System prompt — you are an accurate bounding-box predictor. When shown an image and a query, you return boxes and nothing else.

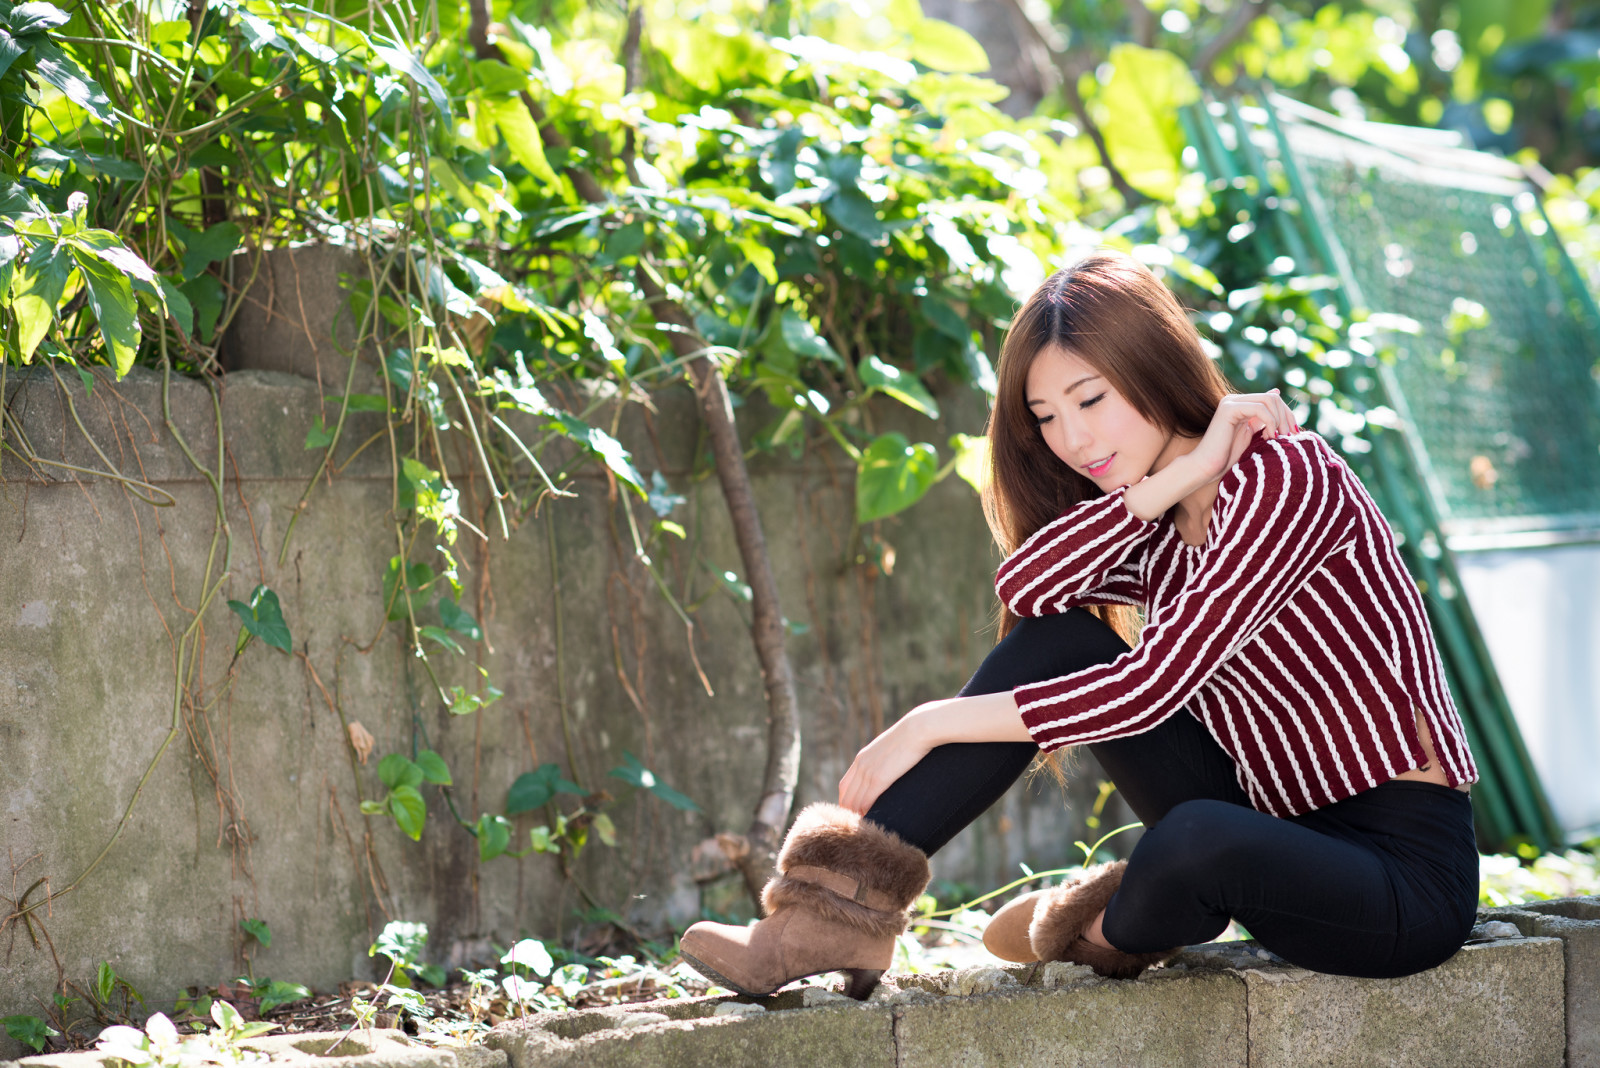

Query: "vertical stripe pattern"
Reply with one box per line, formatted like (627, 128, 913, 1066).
(993, 431, 1479, 817)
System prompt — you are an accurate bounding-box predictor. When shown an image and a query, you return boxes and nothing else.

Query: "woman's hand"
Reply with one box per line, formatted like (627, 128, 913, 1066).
(838, 710, 936, 816)
(837, 692, 1033, 815)
(1186, 389, 1299, 483)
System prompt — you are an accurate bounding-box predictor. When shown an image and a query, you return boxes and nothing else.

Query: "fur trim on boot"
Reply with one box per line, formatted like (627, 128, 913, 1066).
(761, 803, 931, 939)
(1029, 861, 1176, 980)
(678, 803, 930, 999)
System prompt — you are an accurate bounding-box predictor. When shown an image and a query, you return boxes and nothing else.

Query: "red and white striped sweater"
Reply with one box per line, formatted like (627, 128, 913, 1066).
(995, 430, 1478, 817)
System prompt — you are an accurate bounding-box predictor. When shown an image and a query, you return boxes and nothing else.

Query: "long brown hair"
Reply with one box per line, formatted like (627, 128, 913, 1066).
(983, 251, 1232, 648)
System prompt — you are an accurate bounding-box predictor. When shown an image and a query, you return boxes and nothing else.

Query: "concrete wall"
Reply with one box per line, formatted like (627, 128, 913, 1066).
(0, 300, 1124, 1038)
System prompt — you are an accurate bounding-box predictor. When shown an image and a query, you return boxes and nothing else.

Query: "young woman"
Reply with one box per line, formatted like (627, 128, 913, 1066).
(678, 251, 1479, 999)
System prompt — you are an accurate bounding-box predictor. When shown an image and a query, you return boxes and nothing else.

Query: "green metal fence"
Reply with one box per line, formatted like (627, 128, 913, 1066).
(1180, 93, 1568, 851)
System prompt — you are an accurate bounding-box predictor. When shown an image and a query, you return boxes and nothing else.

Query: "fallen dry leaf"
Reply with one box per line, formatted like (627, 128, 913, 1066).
(347, 721, 376, 764)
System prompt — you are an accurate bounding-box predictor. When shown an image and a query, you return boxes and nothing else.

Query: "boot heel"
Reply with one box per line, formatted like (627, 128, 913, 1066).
(841, 968, 883, 1001)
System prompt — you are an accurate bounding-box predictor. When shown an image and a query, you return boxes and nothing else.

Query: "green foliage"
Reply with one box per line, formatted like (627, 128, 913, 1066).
(609, 751, 700, 813)
(3, 1015, 58, 1053)
(226, 586, 291, 655)
(369, 920, 447, 988)
(250, 980, 310, 1014)
(238, 918, 270, 949)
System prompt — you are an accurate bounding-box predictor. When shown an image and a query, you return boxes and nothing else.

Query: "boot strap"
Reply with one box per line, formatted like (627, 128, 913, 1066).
(786, 865, 901, 912)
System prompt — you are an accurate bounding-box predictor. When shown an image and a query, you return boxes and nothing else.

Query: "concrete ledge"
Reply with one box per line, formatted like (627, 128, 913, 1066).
(8, 1030, 504, 1068)
(1241, 938, 1564, 1068)
(1483, 898, 1600, 1067)
(482, 934, 1568, 1068)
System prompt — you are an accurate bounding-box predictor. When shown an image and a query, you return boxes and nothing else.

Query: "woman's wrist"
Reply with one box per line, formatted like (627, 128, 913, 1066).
(1123, 451, 1212, 521)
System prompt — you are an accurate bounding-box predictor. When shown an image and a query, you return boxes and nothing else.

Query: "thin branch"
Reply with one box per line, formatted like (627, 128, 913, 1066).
(996, 0, 1143, 204)
(1193, 0, 1267, 76)
(1121, 0, 1155, 48)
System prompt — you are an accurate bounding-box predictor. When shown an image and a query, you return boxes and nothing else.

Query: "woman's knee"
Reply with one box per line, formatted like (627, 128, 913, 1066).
(963, 610, 1129, 695)
(1128, 799, 1257, 884)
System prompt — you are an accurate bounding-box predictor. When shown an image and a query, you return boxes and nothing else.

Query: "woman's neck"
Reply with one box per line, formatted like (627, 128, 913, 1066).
(1151, 433, 1218, 541)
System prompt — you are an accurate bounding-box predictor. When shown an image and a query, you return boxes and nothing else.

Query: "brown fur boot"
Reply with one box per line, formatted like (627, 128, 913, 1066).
(678, 803, 929, 999)
(983, 861, 1176, 980)
(1030, 861, 1176, 979)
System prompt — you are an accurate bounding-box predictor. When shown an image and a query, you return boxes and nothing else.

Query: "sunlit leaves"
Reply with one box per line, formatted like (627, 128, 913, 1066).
(859, 354, 939, 418)
(1097, 44, 1200, 201)
(856, 432, 939, 523)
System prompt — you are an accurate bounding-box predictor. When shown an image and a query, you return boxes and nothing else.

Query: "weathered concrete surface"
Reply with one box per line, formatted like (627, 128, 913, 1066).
(893, 970, 1247, 1068)
(479, 934, 1570, 1068)
(10, 1030, 503, 1068)
(1484, 898, 1600, 1067)
(0, 349, 1133, 1048)
(1242, 939, 1565, 1068)
(488, 999, 898, 1068)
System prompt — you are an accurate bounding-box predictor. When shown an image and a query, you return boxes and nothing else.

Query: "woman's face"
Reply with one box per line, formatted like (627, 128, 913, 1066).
(1024, 345, 1179, 491)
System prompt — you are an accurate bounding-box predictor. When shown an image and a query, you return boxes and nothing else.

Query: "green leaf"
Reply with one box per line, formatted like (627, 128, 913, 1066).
(8, 3, 70, 35)
(252, 980, 309, 1014)
(481, 96, 559, 189)
(95, 962, 115, 1005)
(72, 250, 140, 377)
(417, 624, 463, 655)
(908, 18, 989, 73)
(856, 432, 939, 522)
(949, 433, 990, 493)
(592, 811, 617, 847)
(378, 754, 425, 791)
(226, 585, 292, 654)
(777, 309, 843, 366)
(3, 1015, 58, 1053)
(1098, 44, 1201, 200)
(178, 221, 242, 281)
(156, 277, 194, 336)
(178, 273, 223, 342)
(0, 30, 23, 83)
(11, 243, 74, 360)
(500, 938, 553, 978)
(359, 800, 387, 816)
(547, 413, 645, 495)
(372, 43, 450, 117)
(824, 188, 885, 241)
(438, 598, 482, 641)
(413, 749, 452, 786)
(609, 751, 700, 812)
(528, 825, 559, 854)
(371, 921, 429, 968)
(475, 813, 511, 861)
(733, 235, 777, 285)
(859, 355, 939, 418)
(239, 919, 271, 948)
(28, 39, 117, 126)
(382, 557, 435, 621)
(506, 764, 583, 815)
(304, 415, 334, 450)
(388, 785, 427, 840)
(336, 392, 389, 412)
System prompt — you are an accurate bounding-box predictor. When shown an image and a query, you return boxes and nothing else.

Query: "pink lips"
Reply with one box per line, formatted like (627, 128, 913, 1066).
(1085, 454, 1115, 477)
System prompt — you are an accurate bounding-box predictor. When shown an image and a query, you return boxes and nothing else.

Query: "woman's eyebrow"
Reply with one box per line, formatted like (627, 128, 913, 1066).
(1026, 375, 1100, 406)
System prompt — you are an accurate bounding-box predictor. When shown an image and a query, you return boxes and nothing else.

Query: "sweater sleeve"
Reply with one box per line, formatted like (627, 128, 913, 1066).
(994, 486, 1157, 617)
(1014, 436, 1355, 751)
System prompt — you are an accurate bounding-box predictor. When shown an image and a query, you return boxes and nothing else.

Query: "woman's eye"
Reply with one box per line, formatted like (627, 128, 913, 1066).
(1080, 393, 1106, 409)
(1034, 414, 1055, 427)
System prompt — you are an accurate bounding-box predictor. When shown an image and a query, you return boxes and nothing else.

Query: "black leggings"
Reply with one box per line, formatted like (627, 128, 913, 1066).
(864, 610, 1480, 979)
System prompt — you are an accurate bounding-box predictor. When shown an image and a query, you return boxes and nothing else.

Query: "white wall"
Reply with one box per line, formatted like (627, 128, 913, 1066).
(1456, 544, 1600, 840)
